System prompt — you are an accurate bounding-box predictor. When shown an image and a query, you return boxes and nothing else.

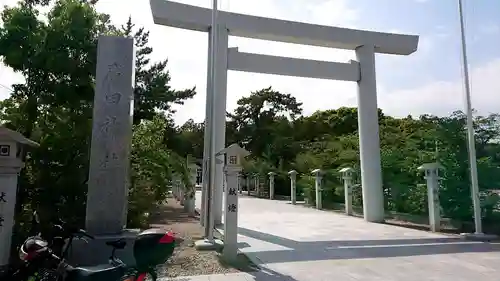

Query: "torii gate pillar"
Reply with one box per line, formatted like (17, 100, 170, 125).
(355, 45, 384, 221)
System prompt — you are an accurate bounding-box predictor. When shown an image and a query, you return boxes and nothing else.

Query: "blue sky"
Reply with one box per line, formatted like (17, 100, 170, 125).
(369, 0, 500, 91)
(1, 0, 500, 124)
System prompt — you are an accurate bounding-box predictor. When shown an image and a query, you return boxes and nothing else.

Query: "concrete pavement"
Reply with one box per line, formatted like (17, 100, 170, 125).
(194, 191, 500, 281)
(159, 271, 296, 281)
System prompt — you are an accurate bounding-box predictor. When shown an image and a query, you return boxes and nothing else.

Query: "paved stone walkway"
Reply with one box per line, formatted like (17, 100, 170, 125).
(159, 271, 294, 281)
(194, 192, 500, 281)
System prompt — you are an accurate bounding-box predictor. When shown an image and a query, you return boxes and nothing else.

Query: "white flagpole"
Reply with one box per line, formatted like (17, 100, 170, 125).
(458, 0, 482, 234)
(204, 0, 219, 240)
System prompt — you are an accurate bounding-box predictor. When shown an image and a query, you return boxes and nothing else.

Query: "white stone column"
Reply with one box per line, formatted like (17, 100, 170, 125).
(86, 36, 135, 235)
(418, 163, 442, 232)
(355, 44, 384, 223)
(213, 25, 229, 226)
(340, 167, 354, 215)
(288, 170, 297, 205)
(311, 169, 323, 209)
(268, 172, 276, 200)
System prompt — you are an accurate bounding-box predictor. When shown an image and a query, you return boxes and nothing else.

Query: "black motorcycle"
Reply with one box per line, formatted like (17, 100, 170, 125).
(5, 212, 178, 281)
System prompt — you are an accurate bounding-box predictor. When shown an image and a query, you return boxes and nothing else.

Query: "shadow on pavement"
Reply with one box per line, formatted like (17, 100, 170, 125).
(248, 267, 298, 281)
(236, 226, 500, 264)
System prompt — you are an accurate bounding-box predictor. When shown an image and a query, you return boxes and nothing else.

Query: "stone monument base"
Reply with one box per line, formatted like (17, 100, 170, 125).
(460, 232, 498, 242)
(194, 238, 223, 251)
(67, 229, 139, 266)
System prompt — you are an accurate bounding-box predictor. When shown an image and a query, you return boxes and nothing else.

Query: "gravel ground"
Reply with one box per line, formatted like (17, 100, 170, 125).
(148, 198, 257, 278)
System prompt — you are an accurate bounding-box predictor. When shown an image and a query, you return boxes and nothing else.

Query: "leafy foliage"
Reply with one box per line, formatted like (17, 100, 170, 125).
(222, 88, 500, 233)
(129, 115, 189, 227)
(0, 0, 195, 253)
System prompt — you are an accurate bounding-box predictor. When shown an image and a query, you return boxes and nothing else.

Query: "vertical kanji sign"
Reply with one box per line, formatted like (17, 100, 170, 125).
(0, 191, 7, 227)
(216, 143, 249, 262)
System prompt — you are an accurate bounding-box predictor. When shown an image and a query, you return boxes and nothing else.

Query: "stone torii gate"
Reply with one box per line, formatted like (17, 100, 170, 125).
(150, 0, 419, 223)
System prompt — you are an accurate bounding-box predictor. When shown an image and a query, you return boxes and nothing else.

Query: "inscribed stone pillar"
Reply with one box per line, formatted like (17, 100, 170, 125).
(418, 163, 443, 232)
(86, 36, 135, 235)
(223, 167, 240, 261)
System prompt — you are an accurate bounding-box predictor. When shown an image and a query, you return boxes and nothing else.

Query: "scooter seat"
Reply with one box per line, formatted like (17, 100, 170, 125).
(106, 238, 127, 249)
(65, 264, 125, 281)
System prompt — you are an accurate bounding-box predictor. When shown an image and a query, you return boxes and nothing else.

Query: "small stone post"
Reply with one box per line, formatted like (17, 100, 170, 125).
(177, 178, 182, 201)
(173, 175, 179, 200)
(216, 144, 249, 262)
(339, 167, 355, 215)
(179, 179, 185, 206)
(268, 172, 276, 200)
(245, 176, 249, 194)
(288, 170, 297, 205)
(311, 169, 323, 209)
(0, 127, 39, 267)
(172, 176, 178, 200)
(238, 175, 242, 194)
(418, 163, 443, 232)
(184, 163, 198, 216)
(254, 174, 260, 196)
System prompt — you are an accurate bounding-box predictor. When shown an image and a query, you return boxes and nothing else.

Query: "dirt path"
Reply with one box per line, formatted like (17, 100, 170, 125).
(148, 197, 255, 278)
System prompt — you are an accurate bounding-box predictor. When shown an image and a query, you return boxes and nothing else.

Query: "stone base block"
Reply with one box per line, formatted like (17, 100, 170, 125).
(460, 232, 498, 242)
(194, 239, 223, 251)
(67, 229, 139, 266)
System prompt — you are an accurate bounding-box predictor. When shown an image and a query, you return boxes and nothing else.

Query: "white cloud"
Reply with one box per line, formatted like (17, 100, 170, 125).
(379, 58, 500, 118)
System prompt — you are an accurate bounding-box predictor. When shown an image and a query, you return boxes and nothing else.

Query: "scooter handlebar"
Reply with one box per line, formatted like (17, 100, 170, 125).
(56, 219, 94, 240)
(77, 229, 95, 240)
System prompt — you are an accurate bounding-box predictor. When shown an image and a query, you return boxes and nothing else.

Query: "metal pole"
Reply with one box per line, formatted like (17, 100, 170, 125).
(204, 0, 219, 240)
(458, 0, 482, 234)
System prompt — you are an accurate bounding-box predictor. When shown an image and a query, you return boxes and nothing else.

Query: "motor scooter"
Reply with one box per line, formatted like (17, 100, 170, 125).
(6, 211, 179, 281)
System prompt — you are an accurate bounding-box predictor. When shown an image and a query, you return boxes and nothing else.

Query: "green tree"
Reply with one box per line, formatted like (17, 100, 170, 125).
(0, 0, 116, 230)
(129, 114, 187, 227)
(227, 86, 302, 166)
(0, 0, 197, 250)
(121, 17, 196, 124)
